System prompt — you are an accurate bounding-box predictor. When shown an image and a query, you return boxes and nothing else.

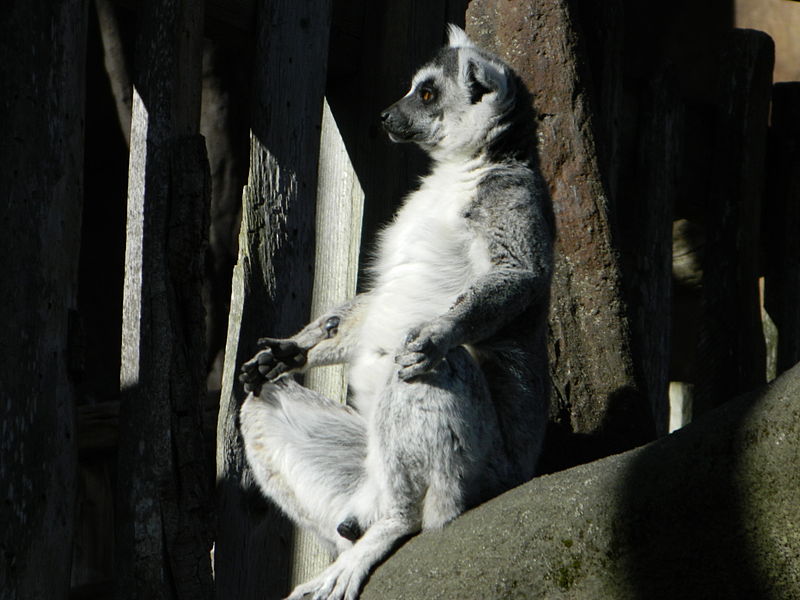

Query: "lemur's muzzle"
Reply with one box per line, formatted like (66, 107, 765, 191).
(380, 101, 415, 143)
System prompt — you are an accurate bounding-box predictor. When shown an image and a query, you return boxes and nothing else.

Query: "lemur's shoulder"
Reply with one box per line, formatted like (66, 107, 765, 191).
(465, 160, 553, 268)
(471, 160, 548, 217)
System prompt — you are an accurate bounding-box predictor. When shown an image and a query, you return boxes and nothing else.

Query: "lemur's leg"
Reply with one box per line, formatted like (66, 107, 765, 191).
(482, 349, 549, 485)
(337, 346, 506, 541)
(239, 379, 370, 554)
(384, 348, 499, 526)
(292, 348, 503, 600)
(239, 294, 369, 394)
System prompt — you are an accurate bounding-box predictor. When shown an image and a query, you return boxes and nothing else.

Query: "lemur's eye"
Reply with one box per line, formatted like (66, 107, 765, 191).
(419, 87, 435, 103)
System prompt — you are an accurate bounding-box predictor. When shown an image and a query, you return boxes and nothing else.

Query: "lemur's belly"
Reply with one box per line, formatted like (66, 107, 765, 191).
(348, 184, 491, 414)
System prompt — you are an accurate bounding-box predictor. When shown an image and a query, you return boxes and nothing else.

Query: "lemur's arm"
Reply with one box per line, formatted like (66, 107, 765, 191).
(240, 293, 370, 393)
(396, 170, 552, 380)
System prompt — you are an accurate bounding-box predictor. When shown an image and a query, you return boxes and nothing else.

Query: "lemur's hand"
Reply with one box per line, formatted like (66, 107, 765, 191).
(239, 338, 307, 394)
(395, 323, 451, 380)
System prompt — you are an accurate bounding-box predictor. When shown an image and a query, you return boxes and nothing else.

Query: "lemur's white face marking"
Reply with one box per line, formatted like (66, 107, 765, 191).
(380, 25, 513, 159)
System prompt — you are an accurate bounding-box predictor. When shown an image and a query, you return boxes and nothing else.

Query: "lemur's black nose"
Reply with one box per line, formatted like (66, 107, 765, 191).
(380, 110, 390, 122)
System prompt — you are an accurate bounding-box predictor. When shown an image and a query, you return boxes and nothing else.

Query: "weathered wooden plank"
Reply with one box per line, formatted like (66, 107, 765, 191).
(77, 402, 120, 452)
(214, 0, 332, 598)
(467, 0, 655, 472)
(697, 29, 773, 413)
(279, 2, 457, 587)
(112, 0, 257, 41)
(95, 0, 133, 145)
(576, 0, 675, 435)
(305, 99, 365, 405)
(619, 77, 682, 436)
(115, 0, 212, 598)
(0, 2, 88, 598)
(289, 98, 367, 583)
(764, 82, 800, 375)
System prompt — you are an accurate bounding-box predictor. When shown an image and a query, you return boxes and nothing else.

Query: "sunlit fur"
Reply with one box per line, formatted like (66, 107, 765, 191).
(348, 154, 493, 416)
(239, 25, 553, 600)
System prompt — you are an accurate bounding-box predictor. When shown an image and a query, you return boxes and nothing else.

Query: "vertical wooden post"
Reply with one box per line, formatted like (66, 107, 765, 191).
(697, 29, 774, 413)
(467, 0, 655, 471)
(292, 99, 366, 581)
(95, 0, 133, 146)
(0, 2, 88, 598)
(572, 0, 676, 436)
(116, 0, 213, 598)
(573, 0, 625, 207)
(214, 1, 332, 598)
(305, 99, 365, 404)
(281, 2, 455, 585)
(618, 78, 682, 436)
(764, 82, 800, 376)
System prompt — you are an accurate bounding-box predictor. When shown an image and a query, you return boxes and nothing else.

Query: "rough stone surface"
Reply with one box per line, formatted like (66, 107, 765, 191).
(362, 362, 800, 600)
(466, 0, 655, 471)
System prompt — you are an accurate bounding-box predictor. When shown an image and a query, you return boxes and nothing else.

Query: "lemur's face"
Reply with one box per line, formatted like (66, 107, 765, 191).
(380, 27, 512, 158)
(379, 66, 448, 146)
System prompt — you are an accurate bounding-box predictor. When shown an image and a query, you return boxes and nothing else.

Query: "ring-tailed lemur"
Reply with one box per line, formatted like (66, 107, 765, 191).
(239, 25, 553, 600)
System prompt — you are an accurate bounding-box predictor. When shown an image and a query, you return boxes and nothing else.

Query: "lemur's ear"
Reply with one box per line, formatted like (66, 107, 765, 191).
(447, 24, 474, 48)
(466, 58, 508, 104)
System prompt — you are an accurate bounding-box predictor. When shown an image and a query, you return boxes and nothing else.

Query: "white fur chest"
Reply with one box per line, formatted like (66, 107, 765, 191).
(349, 159, 492, 411)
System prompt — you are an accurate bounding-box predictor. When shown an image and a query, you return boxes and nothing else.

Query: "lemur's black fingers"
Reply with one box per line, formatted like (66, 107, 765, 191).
(239, 367, 257, 382)
(398, 351, 445, 380)
(292, 352, 308, 368)
(240, 374, 265, 395)
(239, 368, 263, 394)
(257, 364, 274, 378)
(256, 336, 280, 348)
(241, 355, 260, 371)
(242, 380, 263, 395)
(265, 364, 290, 381)
(255, 349, 275, 366)
(397, 363, 426, 381)
(395, 350, 426, 368)
(256, 337, 300, 358)
(240, 361, 262, 382)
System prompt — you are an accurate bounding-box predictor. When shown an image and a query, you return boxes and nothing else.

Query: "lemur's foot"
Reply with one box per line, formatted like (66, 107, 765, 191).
(336, 516, 363, 542)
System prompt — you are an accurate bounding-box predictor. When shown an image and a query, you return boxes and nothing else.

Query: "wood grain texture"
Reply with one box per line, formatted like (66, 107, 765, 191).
(0, 2, 88, 597)
(214, 1, 332, 598)
(697, 29, 773, 413)
(764, 83, 800, 376)
(292, 98, 367, 582)
(116, 0, 213, 598)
